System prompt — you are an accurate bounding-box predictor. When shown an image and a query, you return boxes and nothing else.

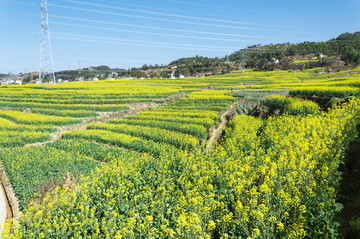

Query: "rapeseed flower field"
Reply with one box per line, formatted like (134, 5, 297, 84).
(0, 68, 359, 238)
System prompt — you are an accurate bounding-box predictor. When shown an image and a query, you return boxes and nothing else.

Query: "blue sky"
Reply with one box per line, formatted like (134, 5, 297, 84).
(0, 0, 359, 74)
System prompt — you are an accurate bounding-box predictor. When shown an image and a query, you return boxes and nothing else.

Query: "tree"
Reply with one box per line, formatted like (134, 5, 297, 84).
(141, 64, 149, 70)
(343, 49, 360, 65)
(23, 75, 32, 83)
(95, 65, 110, 71)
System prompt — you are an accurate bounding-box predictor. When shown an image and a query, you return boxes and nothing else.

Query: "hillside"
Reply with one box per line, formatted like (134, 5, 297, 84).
(146, 31, 360, 76)
(230, 31, 360, 71)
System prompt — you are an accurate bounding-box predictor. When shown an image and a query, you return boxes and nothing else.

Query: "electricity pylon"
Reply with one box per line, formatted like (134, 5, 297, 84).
(241, 50, 246, 73)
(39, 0, 56, 84)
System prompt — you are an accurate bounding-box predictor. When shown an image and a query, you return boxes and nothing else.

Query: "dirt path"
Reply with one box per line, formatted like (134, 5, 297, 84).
(0, 161, 20, 234)
(0, 180, 12, 237)
(25, 92, 187, 148)
(205, 102, 238, 151)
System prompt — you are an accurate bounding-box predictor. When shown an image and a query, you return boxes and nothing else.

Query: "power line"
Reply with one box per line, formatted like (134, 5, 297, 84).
(52, 32, 240, 50)
(50, 15, 264, 39)
(49, 2, 315, 35)
(84, 0, 329, 33)
(59, 0, 263, 27)
(48, 3, 263, 31)
(50, 21, 256, 43)
(51, 34, 238, 52)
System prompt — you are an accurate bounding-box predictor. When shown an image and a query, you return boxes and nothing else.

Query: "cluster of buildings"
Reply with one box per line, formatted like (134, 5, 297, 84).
(0, 79, 22, 86)
(74, 75, 143, 82)
(169, 73, 185, 79)
(0, 70, 189, 86)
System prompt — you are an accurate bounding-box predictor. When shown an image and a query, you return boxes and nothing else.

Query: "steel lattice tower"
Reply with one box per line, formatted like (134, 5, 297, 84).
(241, 50, 246, 73)
(39, 0, 56, 84)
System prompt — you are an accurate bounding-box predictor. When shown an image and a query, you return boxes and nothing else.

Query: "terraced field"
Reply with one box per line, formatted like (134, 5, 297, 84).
(1, 68, 360, 238)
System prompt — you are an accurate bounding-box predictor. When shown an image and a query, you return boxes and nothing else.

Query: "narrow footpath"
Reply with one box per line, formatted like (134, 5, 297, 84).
(206, 102, 238, 151)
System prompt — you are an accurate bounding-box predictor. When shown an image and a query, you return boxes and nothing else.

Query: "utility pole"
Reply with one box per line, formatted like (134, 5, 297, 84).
(39, 0, 56, 84)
